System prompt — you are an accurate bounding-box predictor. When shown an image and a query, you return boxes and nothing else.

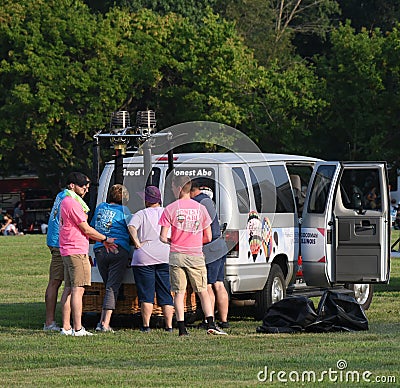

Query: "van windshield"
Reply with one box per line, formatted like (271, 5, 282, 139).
(109, 167, 161, 213)
(163, 167, 216, 206)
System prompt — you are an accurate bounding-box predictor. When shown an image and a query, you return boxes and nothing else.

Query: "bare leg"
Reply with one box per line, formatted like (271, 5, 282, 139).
(196, 289, 213, 318)
(161, 304, 174, 329)
(71, 286, 85, 331)
(61, 286, 72, 330)
(45, 279, 62, 325)
(140, 302, 154, 327)
(207, 284, 216, 314)
(213, 281, 229, 322)
(173, 292, 186, 322)
(100, 309, 113, 329)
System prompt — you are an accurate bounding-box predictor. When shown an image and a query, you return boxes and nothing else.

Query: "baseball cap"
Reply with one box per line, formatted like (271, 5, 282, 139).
(137, 186, 161, 204)
(66, 172, 91, 187)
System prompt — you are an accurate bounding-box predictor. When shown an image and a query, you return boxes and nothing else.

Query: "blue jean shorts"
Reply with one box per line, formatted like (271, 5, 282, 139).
(132, 263, 173, 306)
(206, 255, 226, 284)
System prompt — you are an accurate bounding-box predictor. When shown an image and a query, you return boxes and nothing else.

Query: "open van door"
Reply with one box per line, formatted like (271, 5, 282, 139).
(301, 162, 390, 286)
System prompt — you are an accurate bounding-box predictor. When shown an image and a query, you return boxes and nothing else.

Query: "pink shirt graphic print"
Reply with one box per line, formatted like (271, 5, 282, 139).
(159, 198, 211, 255)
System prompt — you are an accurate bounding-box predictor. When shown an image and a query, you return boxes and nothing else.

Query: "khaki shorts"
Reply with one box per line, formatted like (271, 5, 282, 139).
(62, 254, 91, 288)
(169, 252, 207, 293)
(48, 246, 64, 281)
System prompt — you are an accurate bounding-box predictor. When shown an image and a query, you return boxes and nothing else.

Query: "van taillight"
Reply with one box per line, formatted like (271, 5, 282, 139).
(225, 230, 239, 258)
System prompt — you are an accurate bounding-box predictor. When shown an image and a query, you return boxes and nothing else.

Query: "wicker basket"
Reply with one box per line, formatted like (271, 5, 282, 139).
(83, 282, 197, 315)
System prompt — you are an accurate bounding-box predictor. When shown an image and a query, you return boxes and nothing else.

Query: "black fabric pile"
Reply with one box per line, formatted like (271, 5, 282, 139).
(256, 290, 369, 334)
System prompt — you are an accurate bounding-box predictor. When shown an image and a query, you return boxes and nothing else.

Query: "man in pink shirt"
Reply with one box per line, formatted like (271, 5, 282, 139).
(159, 174, 227, 336)
(59, 172, 116, 336)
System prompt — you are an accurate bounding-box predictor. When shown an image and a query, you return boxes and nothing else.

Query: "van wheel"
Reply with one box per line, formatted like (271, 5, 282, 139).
(345, 283, 374, 310)
(254, 264, 286, 320)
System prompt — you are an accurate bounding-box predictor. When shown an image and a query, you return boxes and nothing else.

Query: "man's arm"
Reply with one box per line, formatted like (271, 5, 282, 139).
(203, 225, 212, 244)
(160, 225, 171, 244)
(78, 221, 116, 247)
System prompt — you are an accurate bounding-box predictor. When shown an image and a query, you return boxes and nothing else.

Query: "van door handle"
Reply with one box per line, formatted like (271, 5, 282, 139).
(355, 225, 374, 232)
(355, 222, 375, 233)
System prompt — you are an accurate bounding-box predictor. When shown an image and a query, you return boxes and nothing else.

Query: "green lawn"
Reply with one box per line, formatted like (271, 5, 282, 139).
(0, 234, 399, 387)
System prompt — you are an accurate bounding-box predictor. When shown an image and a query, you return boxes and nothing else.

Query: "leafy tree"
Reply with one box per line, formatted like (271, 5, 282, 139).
(125, 10, 327, 155)
(244, 59, 328, 155)
(315, 22, 400, 162)
(216, 0, 340, 63)
(337, 0, 400, 32)
(84, 0, 218, 22)
(0, 1, 168, 185)
(0, 0, 329, 184)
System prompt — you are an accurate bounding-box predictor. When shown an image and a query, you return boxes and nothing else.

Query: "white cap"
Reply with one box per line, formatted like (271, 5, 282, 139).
(200, 186, 213, 200)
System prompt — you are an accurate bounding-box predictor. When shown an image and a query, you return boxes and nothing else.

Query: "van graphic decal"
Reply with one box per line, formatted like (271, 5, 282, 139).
(261, 217, 273, 259)
(247, 211, 262, 262)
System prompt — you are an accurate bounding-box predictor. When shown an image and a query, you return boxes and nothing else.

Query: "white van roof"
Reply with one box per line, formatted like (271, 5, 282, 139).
(107, 152, 321, 165)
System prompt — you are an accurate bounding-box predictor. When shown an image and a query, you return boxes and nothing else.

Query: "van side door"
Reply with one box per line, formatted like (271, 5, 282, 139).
(302, 162, 390, 285)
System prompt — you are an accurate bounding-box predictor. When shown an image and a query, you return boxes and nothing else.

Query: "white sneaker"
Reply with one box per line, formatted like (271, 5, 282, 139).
(73, 327, 94, 336)
(60, 327, 74, 336)
(43, 322, 61, 332)
(207, 326, 228, 335)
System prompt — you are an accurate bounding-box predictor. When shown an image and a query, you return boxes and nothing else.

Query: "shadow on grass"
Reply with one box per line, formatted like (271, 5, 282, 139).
(0, 302, 256, 331)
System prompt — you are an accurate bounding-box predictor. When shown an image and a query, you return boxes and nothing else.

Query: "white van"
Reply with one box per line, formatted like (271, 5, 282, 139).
(86, 152, 390, 319)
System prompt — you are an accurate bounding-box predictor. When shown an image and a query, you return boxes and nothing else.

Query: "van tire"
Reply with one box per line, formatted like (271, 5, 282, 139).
(345, 283, 374, 310)
(254, 264, 286, 320)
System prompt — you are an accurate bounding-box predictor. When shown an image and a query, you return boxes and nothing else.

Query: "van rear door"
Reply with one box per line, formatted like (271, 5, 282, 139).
(301, 162, 390, 284)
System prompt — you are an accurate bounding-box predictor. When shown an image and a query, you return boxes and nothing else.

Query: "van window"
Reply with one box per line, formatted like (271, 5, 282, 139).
(340, 168, 382, 211)
(250, 166, 294, 213)
(286, 164, 314, 213)
(110, 167, 161, 213)
(308, 165, 336, 213)
(163, 167, 216, 206)
(232, 167, 250, 213)
(272, 166, 295, 213)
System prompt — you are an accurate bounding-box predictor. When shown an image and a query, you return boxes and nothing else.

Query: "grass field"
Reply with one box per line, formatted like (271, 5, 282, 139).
(0, 234, 399, 387)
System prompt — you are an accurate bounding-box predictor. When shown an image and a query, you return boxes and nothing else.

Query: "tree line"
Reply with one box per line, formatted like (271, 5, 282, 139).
(1, 0, 400, 188)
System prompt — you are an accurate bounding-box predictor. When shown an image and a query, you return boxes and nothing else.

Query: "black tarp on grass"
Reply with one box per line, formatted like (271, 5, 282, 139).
(256, 290, 369, 334)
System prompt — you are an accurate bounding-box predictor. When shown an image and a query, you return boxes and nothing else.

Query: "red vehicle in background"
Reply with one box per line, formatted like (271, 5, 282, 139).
(0, 175, 54, 234)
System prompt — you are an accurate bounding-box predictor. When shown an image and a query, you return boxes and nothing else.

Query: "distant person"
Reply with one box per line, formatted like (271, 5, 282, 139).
(59, 172, 117, 336)
(390, 198, 398, 228)
(13, 201, 24, 232)
(159, 174, 227, 336)
(128, 186, 174, 333)
(43, 187, 69, 331)
(41, 223, 48, 234)
(190, 179, 230, 329)
(366, 186, 379, 209)
(3, 216, 18, 235)
(91, 184, 132, 333)
(1, 214, 14, 235)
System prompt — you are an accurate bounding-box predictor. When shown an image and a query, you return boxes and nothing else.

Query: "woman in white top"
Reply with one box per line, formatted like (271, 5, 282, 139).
(128, 186, 173, 332)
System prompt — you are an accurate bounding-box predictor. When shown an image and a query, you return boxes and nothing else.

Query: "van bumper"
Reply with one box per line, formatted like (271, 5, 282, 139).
(225, 263, 269, 293)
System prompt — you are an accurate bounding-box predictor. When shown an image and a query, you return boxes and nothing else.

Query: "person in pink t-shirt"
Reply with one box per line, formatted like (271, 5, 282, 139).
(59, 172, 117, 337)
(159, 174, 227, 336)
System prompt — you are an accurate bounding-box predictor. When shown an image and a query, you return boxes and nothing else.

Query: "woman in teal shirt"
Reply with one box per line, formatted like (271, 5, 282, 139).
(91, 184, 132, 332)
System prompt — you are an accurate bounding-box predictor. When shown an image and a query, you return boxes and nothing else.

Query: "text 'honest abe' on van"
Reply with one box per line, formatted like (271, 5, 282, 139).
(84, 151, 390, 320)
